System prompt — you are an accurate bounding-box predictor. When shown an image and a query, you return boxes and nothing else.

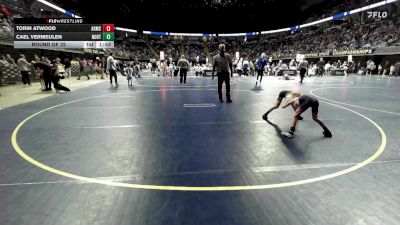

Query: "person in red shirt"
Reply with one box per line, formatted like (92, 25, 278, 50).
(0, 5, 10, 18)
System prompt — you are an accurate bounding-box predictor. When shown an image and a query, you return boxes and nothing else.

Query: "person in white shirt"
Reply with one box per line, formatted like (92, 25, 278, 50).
(6, 54, 15, 65)
(134, 62, 141, 79)
(17, 54, 31, 86)
(106, 53, 118, 86)
(236, 58, 243, 76)
(389, 65, 395, 76)
(378, 64, 383, 75)
(367, 60, 376, 75)
(55, 58, 65, 77)
(342, 62, 349, 76)
(195, 64, 202, 76)
(324, 62, 331, 76)
(168, 62, 174, 77)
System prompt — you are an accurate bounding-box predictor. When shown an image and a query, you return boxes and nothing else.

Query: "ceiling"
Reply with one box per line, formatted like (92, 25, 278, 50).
(53, 0, 355, 33)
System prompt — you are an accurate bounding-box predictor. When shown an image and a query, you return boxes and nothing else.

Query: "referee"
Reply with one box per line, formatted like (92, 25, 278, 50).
(212, 44, 233, 103)
(177, 55, 190, 84)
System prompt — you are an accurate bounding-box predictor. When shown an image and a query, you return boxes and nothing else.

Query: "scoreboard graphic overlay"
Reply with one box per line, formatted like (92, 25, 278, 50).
(14, 19, 114, 49)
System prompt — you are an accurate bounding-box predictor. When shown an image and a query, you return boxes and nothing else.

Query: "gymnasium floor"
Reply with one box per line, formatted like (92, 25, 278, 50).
(0, 73, 400, 225)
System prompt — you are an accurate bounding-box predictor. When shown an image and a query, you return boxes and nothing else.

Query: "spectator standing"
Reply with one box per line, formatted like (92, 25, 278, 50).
(394, 61, 400, 77)
(389, 64, 395, 76)
(324, 61, 332, 75)
(316, 58, 325, 76)
(17, 54, 31, 86)
(77, 57, 90, 80)
(367, 60, 376, 75)
(126, 64, 134, 87)
(55, 58, 65, 77)
(102, 57, 108, 78)
(0, 55, 9, 67)
(31, 55, 44, 90)
(168, 62, 174, 77)
(64, 58, 72, 78)
(151, 59, 157, 75)
(289, 59, 297, 69)
(249, 61, 255, 76)
(134, 62, 141, 78)
(94, 57, 104, 79)
(6, 54, 15, 65)
(378, 64, 383, 75)
(173, 62, 179, 77)
(383, 61, 390, 75)
(41, 56, 50, 64)
(107, 53, 118, 86)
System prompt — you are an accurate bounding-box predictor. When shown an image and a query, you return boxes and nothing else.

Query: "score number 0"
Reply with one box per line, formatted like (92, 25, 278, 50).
(102, 24, 115, 32)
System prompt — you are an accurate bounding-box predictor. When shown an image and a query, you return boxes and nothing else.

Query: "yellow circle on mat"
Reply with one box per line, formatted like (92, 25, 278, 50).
(11, 91, 387, 191)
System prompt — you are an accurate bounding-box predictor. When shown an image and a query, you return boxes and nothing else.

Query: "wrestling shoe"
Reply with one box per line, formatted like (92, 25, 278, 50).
(281, 131, 294, 138)
(323, 130, 332, 138)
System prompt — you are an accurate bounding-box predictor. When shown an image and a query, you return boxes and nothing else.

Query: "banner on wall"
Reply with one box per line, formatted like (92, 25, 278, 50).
(288, 49, 374, 59)
(333, 49, 373, 56)
(348, 55, 353, 63)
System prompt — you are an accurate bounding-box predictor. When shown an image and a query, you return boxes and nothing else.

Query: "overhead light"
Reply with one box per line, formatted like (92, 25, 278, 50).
(36, 0, 399, 38)
(37, 0, 66, 14)
(116, 27, 137, 33)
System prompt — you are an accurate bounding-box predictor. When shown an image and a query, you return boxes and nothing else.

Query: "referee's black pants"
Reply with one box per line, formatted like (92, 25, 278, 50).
(300, 68, 307, 83)
(218, 71, 231, 101)
(180, 68, 187, 84)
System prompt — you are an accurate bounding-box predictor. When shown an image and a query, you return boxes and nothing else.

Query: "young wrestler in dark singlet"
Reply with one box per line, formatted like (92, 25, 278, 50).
(281, 95, 332, 138)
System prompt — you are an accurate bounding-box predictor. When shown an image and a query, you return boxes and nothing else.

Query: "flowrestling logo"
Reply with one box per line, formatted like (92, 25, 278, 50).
(367, 11, 388, 19)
